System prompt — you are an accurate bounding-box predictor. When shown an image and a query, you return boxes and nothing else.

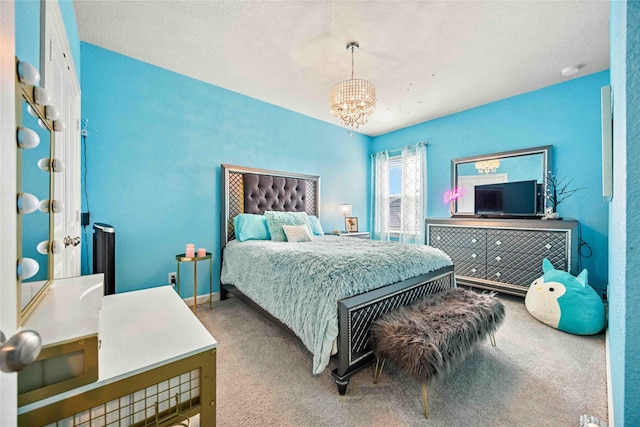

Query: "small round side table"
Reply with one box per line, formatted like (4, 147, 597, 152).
(175, 252, 213, 312)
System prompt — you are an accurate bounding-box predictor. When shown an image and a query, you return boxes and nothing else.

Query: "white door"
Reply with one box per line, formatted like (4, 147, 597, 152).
(42, 1, 81, 278)
(1, 1, 19, 424)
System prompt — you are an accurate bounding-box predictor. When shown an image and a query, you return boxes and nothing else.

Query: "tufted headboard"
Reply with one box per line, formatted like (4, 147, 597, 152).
(221, 164, 321, 248)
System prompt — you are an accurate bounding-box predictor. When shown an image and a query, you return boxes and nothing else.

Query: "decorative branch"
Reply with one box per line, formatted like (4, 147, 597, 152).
(545, 171, 586, 212)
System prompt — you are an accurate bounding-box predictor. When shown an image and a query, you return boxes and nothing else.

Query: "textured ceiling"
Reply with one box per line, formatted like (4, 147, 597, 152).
(73, 0, 610, 136)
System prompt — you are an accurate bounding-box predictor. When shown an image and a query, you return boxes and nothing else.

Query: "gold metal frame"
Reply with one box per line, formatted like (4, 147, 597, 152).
(18, 348, 216, 427)
(18, 334, 99, 406)
(16, 57, 56, 325)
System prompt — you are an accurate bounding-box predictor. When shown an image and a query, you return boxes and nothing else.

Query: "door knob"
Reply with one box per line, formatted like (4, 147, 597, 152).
(64, 235, 81, 247)
(0, 329, 42, 372)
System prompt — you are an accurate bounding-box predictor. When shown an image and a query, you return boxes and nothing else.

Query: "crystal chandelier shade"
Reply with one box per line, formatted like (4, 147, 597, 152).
(329, 42, 376, 129)
(475, 159, 501, 174)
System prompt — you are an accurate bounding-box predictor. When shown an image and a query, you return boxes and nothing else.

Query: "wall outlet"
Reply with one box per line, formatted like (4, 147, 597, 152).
(168, 272, 177, 287)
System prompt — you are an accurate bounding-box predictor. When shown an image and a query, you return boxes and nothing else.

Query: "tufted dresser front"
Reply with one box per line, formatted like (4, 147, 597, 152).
(426, 218, 579, 296)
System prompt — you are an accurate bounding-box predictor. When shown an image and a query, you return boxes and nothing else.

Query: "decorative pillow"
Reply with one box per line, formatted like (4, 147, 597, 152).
(282, 224, 313, 242)
(233, 214, 271, 242)
(264, 211, 311, 242)
(307, 215, 324, 235)
(525, 258, 606, 335)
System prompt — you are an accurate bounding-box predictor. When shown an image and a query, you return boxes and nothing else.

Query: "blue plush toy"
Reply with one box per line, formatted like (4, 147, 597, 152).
(525, 258, 606, 335)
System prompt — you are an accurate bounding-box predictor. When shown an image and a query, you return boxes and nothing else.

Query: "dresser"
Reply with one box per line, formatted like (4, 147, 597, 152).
(426, 218, 579, 296)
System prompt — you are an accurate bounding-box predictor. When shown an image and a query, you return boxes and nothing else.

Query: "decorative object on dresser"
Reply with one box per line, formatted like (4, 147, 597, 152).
(426, 218, 579, 296)
(526, 259, 605, 335)
(543, 170, 586, 220)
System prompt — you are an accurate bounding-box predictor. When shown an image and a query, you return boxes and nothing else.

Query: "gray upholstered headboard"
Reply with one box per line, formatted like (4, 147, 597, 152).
(221, 164, 320, 248)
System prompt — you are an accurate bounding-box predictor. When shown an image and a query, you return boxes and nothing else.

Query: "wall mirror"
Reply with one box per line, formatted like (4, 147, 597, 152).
(16, 60, 58, 323)
(450, 145, 552, 216)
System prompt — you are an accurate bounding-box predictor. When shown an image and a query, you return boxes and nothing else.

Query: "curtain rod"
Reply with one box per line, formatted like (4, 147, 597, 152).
(386, 141, 428, 155)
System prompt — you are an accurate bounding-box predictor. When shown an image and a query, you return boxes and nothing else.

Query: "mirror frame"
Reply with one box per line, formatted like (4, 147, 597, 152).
(16, 60, 56, 324)
(450, 145, 553, 217)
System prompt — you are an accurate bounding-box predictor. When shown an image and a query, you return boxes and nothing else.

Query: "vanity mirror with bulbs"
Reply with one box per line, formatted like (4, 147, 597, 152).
(15, 57, 103, 406)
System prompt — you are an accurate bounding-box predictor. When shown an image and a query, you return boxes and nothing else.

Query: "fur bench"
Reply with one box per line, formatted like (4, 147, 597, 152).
(369, 287, 505, 419)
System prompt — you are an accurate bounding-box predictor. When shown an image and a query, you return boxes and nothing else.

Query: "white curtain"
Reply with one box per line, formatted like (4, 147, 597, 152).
(399, 143, 427, 244)
(370, 150, 390, 241)
(371, 143, 427, 244)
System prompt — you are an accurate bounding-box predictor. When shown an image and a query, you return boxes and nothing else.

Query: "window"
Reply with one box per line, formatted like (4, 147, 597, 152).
(372, 143, 427, 244)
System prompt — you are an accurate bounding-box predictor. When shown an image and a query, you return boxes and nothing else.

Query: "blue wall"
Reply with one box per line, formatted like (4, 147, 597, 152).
(610, 1, 640, 425)
(80, 43, 371, 295)
(372, 72, 610, 291)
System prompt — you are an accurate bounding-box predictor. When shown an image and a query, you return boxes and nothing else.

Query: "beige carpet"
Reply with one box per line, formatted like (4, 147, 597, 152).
(196, 290, 607, 426)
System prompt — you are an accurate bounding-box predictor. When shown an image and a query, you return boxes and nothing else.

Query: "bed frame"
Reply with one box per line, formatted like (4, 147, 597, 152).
(220, 164, 456, 394)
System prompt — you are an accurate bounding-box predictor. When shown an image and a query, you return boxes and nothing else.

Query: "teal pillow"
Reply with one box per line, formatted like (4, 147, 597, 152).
(264, 211, 311, 242)
(307, 215, 324, 235)
(233, 214, 271, 242)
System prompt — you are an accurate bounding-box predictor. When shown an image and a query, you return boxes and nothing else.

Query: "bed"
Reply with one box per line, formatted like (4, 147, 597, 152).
(219, 164, 456, 394)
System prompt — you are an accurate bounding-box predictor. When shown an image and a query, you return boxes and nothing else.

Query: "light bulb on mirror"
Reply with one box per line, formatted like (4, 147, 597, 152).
(17, 258, 39, 280)
(37, 240, 63, 255)
(16, 127, 40, 149)
(38, 158, 65, 173)
(26, 104, 39, 118)
(39, 199, 64, 213)
(36, 240, 49, 255)
(33, 87, 50, 106)
(53, 119, 65, 132)
(45, 105, 59, 120)
(17, 193, 40, 214)
(17, 60, 40, 86)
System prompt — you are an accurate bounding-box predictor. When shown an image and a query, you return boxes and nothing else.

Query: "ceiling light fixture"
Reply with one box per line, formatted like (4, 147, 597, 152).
(561, 65, 581, 77)
(329, 42, 376, 131)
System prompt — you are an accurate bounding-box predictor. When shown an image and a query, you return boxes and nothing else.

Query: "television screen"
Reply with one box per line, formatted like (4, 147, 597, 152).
(474, 180, 538, 216)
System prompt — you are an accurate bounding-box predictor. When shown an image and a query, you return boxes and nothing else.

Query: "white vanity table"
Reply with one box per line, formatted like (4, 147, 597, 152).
(17, 275, 217, 427)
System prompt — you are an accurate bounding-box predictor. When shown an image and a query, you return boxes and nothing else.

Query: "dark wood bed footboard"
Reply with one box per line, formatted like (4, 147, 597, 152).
(331, 265, 456, 394)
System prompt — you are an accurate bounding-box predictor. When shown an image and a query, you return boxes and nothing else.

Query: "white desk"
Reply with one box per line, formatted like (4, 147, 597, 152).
(18, 281, 217, 427)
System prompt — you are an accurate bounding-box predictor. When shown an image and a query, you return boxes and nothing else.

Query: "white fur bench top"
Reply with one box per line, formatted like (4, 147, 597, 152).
(369, 287, 505, 384)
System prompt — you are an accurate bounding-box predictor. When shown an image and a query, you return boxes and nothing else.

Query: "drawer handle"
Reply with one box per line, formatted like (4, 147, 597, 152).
(545, 243, 552, 249)
(471, 238, 477, 243)
(495, 256, 502, 261)
(471, 268, 477, 273)
(495, 272, 502, 278)
(471, 253, 477, 259)
(495, 240, 502, 246)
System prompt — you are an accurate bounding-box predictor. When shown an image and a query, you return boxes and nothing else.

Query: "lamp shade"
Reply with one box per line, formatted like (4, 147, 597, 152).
(339, 204, 352, 217)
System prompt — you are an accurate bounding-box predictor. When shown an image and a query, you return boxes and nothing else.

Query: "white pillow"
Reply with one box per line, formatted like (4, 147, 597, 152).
(282, 224, 313, 242)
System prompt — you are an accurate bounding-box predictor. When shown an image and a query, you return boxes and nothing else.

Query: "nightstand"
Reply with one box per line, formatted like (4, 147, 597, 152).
(176, 252, 213, 312)
(335, 232, 370, 239)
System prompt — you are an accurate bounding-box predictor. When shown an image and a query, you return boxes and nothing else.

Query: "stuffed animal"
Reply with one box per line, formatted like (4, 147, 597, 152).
(525, 259, 606, 335)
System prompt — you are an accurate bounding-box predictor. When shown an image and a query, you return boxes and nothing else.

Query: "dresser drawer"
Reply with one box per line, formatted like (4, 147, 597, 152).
(436, 244, 486, 264)
(486, 249, 567, 272)
(428, 226, 486, 249)
(486, 229, 568, 254)
(454, 262, 486, 279)
(485, 265, 542, 288)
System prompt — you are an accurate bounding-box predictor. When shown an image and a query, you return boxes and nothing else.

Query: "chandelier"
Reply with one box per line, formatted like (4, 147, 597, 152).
(329, 42, 376, 130)
(475, 159, 501, 174)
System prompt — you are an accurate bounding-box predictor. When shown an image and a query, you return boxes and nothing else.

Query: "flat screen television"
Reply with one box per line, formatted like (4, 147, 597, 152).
(474, 179, 539, 217)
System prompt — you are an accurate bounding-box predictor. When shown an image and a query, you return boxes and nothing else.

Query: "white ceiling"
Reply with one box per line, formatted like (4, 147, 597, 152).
(73, 0, 610, 137)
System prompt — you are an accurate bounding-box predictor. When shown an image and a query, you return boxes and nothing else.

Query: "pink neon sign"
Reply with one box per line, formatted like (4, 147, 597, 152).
(443, 187, 465, 203)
